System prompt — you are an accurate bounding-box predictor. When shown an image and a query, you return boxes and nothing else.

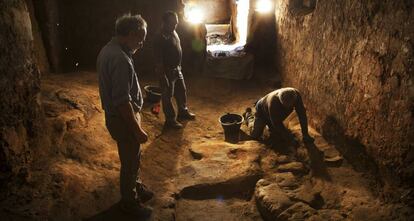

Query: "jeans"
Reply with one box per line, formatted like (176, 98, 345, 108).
(105, 114, 141, 202)
(160, 69, 188, 121)
(247, 111, 268, 140)
(245, 101, 268, 139)
(247, 107, 294, 144)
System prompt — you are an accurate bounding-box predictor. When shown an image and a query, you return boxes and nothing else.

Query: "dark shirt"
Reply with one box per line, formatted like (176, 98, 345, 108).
(256, 87, 309, 135)
(154, 30, 182, 70)
(97, 38, 143, 116)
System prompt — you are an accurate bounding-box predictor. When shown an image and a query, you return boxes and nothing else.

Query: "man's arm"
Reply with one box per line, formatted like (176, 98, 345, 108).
(111, 56, 147, 144)
(294, 94, 313, 142)
(268, 99, 293, 140)
(117, 102, 148, 144)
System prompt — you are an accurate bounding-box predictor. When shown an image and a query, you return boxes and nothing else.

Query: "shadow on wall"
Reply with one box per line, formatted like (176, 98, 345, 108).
(321, 116, 382, 185)
(288, 0, 317, 16)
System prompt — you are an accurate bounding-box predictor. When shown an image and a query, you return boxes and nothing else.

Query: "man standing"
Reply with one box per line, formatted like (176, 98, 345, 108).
(245, 87, 314, 145)
(154, 11, 195, 129)
(97, 14, 153, 217)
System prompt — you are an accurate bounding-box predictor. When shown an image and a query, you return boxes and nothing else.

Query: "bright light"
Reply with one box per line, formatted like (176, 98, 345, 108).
(206, 0, 250, 52)
(255, 0, 273, 13)
(184, 5, 204, 24)
(236, 0, 249, 46)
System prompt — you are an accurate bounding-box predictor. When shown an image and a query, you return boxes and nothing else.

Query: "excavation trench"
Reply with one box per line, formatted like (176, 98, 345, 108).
(1, 72, 410, 221)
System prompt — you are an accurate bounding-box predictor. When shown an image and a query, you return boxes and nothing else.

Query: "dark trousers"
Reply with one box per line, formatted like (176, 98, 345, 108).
(247, 111, 268, 139)
(247, 108, 294, 144)
(105, 114, 141, 202)
(160, 70, 188, 121)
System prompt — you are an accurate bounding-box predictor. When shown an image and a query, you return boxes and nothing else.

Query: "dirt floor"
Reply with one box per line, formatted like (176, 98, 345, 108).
(0, 72, 412, 221)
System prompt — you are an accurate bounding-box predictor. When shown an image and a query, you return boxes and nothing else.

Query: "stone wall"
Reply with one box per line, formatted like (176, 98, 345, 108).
(0, 0, 41, 183)
(274, 0, 413, 188)
(25, 0, 50, 74)
(32, 0, 62, 73)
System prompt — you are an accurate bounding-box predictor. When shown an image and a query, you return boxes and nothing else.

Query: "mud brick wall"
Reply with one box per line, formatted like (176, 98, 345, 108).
(0, 0, 41, 182)
(274, 0, 414, 187)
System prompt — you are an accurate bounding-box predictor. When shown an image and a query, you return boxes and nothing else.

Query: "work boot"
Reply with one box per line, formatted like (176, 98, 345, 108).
(164, 120, 183, 129)
(119, 200, 152, 218)
(136, 182, 154, 203)
(177, 110, 196, 121)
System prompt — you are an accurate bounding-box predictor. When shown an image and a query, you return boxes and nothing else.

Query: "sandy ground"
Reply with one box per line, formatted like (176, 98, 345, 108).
(0, 72, 412, 221)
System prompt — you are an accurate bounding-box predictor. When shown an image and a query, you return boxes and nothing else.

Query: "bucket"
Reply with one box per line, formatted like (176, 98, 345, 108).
(219, 113, 244, 143)
(144, 85, 162, 103)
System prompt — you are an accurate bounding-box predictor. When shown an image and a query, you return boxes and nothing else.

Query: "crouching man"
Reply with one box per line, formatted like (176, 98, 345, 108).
(244, 87, 314, 146)
(97, 14, 153, 217)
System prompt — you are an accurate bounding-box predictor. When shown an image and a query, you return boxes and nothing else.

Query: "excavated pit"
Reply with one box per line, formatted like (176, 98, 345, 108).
(1, 72, 411, 220)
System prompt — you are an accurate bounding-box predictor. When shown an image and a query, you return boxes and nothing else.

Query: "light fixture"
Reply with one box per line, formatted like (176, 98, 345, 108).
(255, 0, 273, 14)
(184, 5, 204, 24)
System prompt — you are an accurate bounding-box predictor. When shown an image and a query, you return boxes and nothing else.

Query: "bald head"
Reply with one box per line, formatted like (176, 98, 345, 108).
(278, 88, 298, 109)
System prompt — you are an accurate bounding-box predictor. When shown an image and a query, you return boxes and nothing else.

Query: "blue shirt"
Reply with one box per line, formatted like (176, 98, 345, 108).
(97, 38, 143, 116)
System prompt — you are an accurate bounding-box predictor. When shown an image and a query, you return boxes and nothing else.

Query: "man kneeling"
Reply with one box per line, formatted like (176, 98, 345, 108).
(244, 87, 314, 147)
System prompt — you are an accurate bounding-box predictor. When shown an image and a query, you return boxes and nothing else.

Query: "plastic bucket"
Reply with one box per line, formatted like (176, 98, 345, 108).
(219, 113, 244, 143)
(144, 85, 162, 103)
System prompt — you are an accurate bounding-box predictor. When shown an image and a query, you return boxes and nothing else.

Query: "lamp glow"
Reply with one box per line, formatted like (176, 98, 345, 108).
(184, 6, 204, 24)
(255, 0, 273, 13)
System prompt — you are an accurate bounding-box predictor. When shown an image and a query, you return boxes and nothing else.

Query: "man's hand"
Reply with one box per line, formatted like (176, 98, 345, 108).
(134, 113, 148, 144)
(117, 102, 148, 144)
(303, 134, 314, 144)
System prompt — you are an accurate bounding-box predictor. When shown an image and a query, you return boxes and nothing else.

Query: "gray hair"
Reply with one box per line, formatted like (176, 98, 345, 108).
(115, 13, 147, 36)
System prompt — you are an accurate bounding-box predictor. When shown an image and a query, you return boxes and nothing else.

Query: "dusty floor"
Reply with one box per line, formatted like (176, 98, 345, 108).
(0, 72, 412, 221)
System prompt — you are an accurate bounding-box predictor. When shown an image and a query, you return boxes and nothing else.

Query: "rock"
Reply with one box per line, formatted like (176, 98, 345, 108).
(274, 155, 292, 165)
(308, 209, 345, 221)
(277, 202, 317, 221)
(255, 179, 294, 220)
(324, 155, 343, 167)
(260, 151, 290, 171)
(158, 196, 176, 209)
(275, 172, 300, 189)
(176, 198, 261, 221)
(227, 148, 247, 159)
(288, 182, 324, 209)
(188, 148, 203, 160)
(152, 208, 175, 221)
(323, 147, 343, 167)
(277, 162, 308, 175)
(256, 178, 271, 187)
(177, 141, 264, 199)
(296, 147, 310, 162)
